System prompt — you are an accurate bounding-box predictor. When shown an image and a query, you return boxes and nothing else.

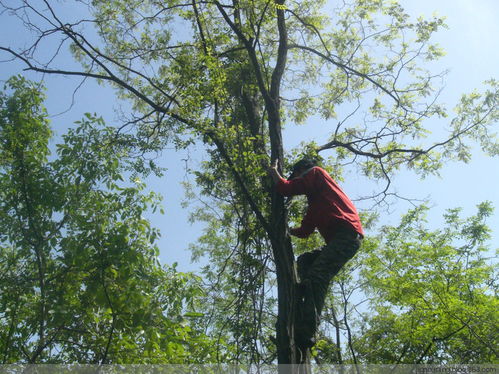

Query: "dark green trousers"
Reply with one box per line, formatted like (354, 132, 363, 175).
(296, 226, 362, 342)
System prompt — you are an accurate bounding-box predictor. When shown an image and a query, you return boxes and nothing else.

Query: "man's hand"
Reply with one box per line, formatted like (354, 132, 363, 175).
(268, 159, 278, 172)
(267, 159, 281, 183)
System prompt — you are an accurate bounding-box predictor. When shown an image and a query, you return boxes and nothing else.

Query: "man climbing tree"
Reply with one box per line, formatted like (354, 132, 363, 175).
(268, 157, 364, 348)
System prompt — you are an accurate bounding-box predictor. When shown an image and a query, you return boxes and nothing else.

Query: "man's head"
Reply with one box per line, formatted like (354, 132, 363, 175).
(288, 157, 317, 180)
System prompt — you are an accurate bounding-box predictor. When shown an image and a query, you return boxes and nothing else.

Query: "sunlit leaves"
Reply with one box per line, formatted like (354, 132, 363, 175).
(0, 77, 220, 363)
(356, 203, 497, 363)
(447, 80, 499, 160)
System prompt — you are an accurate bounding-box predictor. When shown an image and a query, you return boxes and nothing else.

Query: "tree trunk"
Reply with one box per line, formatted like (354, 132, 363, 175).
(268, 97, 311, 369)
(269, 208, 311, 371)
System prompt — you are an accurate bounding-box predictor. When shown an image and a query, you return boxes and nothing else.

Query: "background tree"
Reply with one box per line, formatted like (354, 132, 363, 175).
(1, 0, 497, 366)
(354, 202, 498, 364)
(309, 203, 498, 365)
(0, 76, 223, 364)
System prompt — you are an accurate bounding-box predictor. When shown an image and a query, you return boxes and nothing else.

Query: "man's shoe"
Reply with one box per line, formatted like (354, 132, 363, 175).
(296, 332, 316, 348)
(295, 323, 316, 348)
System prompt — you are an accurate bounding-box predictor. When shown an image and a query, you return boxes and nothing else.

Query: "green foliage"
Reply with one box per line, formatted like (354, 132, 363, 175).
(187, 152, 498, 364)
(351, 203, 498, 364)
(184, 154, 275, 364)
(0, 77, 221, 363)
(76, 0, 498, 183)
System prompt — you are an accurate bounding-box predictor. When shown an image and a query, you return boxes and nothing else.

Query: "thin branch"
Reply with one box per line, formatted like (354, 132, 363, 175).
(288, 44, 401, 106)
(340, 282, 359, 370)
(286, 8, 332, 57)
(317, 138, 424, 159)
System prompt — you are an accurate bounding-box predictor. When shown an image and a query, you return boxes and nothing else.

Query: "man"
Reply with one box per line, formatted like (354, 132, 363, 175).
(268, 157, 364, 347)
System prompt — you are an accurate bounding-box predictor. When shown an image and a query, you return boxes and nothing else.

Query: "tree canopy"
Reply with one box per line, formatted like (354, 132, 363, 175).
(0, 76, 222, 364)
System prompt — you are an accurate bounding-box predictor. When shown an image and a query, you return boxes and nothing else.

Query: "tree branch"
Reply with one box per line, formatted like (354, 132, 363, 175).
(213, 0, 271, 102)
(288, 44, 401, 106)
(269, 0, 288, 101)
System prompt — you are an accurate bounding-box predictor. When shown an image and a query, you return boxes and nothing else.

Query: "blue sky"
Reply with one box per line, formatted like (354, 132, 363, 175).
(1, 0, 497, 271)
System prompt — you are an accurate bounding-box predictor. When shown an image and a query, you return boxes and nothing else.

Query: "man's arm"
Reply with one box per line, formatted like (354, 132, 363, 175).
(268, 159, 309, 196)
(267, 160, 315, 237)
(290, 213, 316, 238)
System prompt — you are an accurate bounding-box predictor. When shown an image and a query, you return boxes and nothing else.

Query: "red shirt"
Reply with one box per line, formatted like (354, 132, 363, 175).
(276, 167, 364, 243)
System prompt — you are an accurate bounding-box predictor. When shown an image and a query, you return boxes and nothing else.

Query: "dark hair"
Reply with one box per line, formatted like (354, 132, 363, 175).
(288, 157, 317, 179)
